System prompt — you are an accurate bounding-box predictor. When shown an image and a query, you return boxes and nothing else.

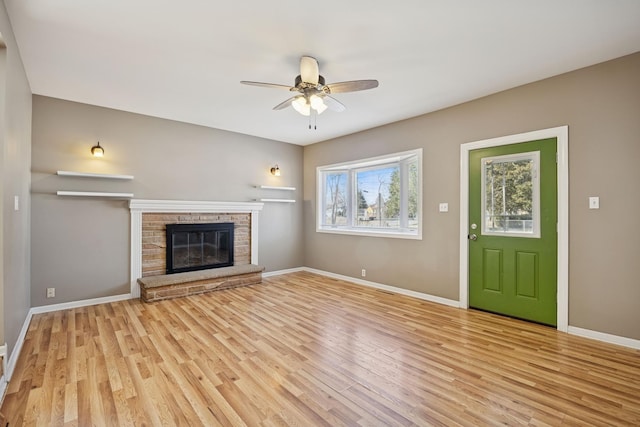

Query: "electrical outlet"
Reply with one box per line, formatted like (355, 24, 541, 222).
(361, 269, 366, 277)
(46, 288, 55, 298)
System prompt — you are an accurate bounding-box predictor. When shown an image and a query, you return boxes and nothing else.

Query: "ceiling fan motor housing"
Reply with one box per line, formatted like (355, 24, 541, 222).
(294, 74, 325, 90)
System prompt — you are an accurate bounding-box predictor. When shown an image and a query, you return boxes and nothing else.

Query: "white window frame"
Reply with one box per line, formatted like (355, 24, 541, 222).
(316, 149, 422, 240)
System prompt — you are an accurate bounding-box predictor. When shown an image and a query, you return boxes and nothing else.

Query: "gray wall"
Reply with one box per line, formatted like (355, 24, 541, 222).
(31, 96, 304, 307)
(23, 49, 640, 342)
(304, 52, 640, 341)
(0, 2, 32, 358)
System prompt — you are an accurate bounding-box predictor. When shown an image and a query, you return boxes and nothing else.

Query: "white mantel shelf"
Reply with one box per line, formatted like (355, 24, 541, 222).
(129, 199, 263, 298)
(129, 199, 264, 213)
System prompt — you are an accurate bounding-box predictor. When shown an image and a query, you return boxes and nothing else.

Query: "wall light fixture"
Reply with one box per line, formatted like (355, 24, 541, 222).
(91, 141, 104, 157)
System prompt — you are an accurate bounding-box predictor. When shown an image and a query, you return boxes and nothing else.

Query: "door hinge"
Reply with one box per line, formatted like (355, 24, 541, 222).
(556, 152, 558, 163)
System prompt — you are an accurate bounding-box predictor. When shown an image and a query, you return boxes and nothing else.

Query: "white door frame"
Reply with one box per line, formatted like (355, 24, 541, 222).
(459, 126, 569, 332)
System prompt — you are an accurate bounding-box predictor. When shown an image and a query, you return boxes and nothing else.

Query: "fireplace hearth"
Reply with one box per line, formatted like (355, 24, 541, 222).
(166, 223, 234, 274)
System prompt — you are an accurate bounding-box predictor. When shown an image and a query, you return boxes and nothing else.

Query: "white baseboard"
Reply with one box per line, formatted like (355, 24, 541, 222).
(5, 293, 132, 387)
(568, 326, 640, 350)
(300, 267, 461, 308)
(0, 375, 5, 407)
(263, 267, 305, 278)
(0, 343, 6, 405)
(271, 267, 640, 350)
(30, 293, 132, 315)
(5, 308, 33, 385)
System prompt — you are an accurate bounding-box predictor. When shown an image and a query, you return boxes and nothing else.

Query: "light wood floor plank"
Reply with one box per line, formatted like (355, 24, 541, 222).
(2, 271, 639, 426)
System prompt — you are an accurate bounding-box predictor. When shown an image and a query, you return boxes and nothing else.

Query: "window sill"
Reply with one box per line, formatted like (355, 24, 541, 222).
(316, 227, 421, 240)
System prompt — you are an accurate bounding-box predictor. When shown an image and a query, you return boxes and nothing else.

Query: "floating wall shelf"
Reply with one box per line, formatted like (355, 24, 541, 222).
(258, 185, 296, 191)
(257, 198, 296, 203)
(57, 170, 134, 180)
(57, 191, 134, 199)
(56, 170, 134, 199)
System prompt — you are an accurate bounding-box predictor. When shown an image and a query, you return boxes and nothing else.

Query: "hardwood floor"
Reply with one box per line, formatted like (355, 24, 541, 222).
(2, 271, 639, 426)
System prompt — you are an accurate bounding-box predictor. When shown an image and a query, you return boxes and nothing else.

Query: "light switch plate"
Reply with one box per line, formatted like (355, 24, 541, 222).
(14, 196, 19, 211)
(589, 196, 599, 209)
(439, 203, 449, 212)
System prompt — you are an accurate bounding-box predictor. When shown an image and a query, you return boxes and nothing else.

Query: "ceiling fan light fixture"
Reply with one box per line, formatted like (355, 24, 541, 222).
(292, 96, 310, 116)
(293, 96, 306, 108)
(241, 55, 378, 121)
(310, 95, 328, 114)
(315, 103, 328, 114)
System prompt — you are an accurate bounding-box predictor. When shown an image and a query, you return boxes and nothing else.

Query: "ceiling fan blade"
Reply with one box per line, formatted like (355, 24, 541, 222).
(240, 81, 294, 90)
(272, 96, 298, 110)
(326, 79, 379, 94)
(323, 95, 346, 112)
(300, 56, 319, 85)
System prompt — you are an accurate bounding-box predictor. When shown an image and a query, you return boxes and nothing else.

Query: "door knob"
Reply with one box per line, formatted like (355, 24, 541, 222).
(468, 234, 477, 241)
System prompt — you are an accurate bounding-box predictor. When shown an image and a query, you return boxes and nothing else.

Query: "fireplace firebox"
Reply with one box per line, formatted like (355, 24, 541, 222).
(166, 223, 234, 274)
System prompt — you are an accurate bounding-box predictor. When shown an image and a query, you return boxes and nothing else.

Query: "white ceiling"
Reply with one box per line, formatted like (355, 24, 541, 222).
(5, 1, 640, 146)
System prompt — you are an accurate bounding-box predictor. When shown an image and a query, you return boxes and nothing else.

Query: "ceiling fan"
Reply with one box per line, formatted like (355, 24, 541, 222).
(241, 56, 379, 120)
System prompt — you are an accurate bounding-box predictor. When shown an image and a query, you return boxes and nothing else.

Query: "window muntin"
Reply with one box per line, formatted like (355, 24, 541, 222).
(317, 149, 422, 239)
(481, 151, 540, 238)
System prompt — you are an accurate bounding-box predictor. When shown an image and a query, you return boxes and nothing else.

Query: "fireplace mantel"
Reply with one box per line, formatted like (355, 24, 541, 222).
(129, 199, 264, 213)
(129, 199, 264, 297)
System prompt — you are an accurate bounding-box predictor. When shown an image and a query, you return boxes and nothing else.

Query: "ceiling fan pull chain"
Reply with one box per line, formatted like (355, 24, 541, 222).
(308, 110, 317, 130)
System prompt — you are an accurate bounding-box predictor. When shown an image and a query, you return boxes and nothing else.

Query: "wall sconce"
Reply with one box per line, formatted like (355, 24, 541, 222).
(270, 164, 281, 176)
(91, 141, 104, 157)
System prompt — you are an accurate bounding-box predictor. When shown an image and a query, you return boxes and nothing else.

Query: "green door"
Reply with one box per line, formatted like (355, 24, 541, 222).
(469, 138, 557, 326)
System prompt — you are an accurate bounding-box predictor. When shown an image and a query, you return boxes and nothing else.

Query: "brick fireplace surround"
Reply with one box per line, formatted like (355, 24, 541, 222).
(129, 200, 264, 298)
(142, 213, 249, 277)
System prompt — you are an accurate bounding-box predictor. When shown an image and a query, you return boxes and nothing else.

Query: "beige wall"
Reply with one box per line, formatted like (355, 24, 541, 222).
(22, 48, 640, 342)
(304, 52, 640, 341)
(0, 2, 33, 358)
(31, 96, 304, 307)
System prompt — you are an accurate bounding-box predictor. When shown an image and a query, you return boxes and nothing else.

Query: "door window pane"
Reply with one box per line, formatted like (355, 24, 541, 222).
(482, 152, 540, 237)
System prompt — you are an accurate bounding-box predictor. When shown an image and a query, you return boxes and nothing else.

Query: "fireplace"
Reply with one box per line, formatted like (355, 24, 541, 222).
(166, 223, 234, 274)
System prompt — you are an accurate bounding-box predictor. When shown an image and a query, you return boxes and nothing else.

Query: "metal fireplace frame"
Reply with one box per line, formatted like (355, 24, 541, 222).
(165, 222, 234, 274)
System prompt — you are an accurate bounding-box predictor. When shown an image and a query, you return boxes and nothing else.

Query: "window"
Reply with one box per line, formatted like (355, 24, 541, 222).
(481, 151, 540, 238)
(317, 149, 422, 239)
